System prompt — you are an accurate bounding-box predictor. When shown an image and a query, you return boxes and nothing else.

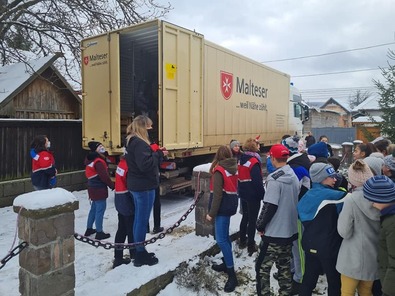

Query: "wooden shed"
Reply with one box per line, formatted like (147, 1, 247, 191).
(0, 53, 81, 119)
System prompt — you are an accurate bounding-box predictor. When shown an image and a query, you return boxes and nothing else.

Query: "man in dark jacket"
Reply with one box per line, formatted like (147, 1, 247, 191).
(305, 132, 316, 148)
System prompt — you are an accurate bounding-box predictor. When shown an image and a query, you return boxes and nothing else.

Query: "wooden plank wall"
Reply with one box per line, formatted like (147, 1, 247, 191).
(0, 120, 86, 181)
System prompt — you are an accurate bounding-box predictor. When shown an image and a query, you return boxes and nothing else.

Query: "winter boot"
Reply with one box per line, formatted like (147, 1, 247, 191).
(238, 239, 247, 249)
(134, 250, 159, 267)
(95, 232, 110, 240)
(247, 243, 257, 256)
(211, 257, 227, 273)
(152, 226, 164, 234)
(224, 267, 238, 293)
(113, 257, 131, 269)
(84, 228, 96, 236)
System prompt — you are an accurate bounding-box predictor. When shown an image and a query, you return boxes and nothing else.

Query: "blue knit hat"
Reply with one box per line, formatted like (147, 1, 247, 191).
(363, 175, 395, 203)
(307, 141, 329, 158)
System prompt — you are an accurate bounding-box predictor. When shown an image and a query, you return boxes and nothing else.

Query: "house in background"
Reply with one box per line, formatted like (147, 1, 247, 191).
(303, 98, 352, 132)
(0, 53, 81, 119)
(352, 96, 383, 142)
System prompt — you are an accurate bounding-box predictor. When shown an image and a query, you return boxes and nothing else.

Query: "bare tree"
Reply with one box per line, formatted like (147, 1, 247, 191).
(0, 0, 172, 87)
(348, 89, 371, 109)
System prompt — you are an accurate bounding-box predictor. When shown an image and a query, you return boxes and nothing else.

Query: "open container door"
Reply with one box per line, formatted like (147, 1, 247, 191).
(160, 21, 204, 152)
(81, 32, 121, 151)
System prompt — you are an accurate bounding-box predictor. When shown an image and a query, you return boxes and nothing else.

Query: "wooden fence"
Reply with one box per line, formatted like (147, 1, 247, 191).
(0, 119, 86, 181)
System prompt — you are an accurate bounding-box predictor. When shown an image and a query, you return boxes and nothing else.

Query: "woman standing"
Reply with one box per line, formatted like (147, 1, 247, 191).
(30, 135, 57, 190)
(336, 160, 380, 296)
(206, 145, 239, 292)
(125, 115, 167, 267)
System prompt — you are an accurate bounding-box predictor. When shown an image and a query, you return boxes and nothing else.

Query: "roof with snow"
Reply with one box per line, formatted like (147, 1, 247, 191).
(321, 97, 351, 112)
(352, 115, 383, 123)
(353, 96, 380, 111)
(0, 53, 79, 107)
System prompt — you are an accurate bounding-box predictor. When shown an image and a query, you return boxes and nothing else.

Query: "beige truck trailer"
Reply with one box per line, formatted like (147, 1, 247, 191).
(81, 19, 306, 193)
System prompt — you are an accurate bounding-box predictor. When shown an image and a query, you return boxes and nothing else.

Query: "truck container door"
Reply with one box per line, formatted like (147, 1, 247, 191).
(160, 22, 203, 150)
(81, 33, 121, 150)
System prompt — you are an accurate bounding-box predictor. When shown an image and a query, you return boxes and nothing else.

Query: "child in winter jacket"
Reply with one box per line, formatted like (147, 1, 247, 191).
(363, 175, 395, 296)
(84, 141, 115, 240)
(297, 162, 347, 296)
(336, 160, 380, 296)
(206, 145, 239, 293)
(113, 155, 134, 268)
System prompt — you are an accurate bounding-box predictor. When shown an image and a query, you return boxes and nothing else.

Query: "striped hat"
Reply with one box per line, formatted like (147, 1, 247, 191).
(363, 175, 395, 203)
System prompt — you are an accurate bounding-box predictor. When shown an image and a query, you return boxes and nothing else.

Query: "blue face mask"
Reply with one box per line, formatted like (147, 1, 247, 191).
(98, 147, 106, 154)
(46, 141, 51, 149)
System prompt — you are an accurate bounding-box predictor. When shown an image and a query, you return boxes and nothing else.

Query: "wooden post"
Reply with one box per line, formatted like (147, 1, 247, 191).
(192, 169, 214, 237)
(13, 188, 79, 296)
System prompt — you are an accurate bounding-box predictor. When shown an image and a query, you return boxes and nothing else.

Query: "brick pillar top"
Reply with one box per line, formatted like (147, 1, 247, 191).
(12, 188, 79, 219)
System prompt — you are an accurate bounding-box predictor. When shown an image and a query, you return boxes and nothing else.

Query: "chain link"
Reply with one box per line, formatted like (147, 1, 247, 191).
(0, 242, 29, 270)
(74, 191, 204, 250)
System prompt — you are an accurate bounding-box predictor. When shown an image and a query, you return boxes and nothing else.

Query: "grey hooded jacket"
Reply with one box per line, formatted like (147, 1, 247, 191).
(336, 187, 381, 280)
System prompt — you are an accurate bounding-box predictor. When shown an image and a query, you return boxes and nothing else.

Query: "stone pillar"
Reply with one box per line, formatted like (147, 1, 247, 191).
(342, 142, 354, 169)
(13, 188, 79, 296)
(192, 170, 214, 237)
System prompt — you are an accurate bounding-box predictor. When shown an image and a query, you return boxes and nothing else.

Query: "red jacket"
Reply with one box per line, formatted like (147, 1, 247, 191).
(85, 155, 114, 201)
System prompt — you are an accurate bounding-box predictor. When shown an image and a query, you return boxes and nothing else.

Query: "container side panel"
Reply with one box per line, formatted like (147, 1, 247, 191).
(204, 41, 290, 146)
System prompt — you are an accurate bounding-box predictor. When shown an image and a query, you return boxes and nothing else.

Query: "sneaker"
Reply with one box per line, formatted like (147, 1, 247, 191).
(95, 232, 110, 240)
(152, 227, 164, 234)
(84, 228, 96, 236)
(113, 257, 131, 269)
(134, 251, 159, 267)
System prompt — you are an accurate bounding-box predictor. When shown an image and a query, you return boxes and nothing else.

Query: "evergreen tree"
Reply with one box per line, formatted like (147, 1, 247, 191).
(374, 49, 395, 142)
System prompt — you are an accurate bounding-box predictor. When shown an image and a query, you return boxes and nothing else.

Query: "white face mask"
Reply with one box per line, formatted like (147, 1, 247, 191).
(98, 147, 106, 154)
(46, 141, 51, 149)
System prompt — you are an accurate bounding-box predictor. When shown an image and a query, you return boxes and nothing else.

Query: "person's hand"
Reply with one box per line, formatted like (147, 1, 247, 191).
(258, 231, 264, 236)
(160, 147, 169, 156)
(206, 214, 212, 222)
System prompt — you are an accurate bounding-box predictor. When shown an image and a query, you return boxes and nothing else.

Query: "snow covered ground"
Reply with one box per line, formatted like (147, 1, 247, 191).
(0, 189, 328, 295)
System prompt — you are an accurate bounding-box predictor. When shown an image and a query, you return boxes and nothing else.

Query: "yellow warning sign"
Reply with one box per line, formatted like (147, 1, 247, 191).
(166, 63, 177, 80)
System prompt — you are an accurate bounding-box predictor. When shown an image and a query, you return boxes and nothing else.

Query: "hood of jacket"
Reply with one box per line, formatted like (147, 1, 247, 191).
(287, 153, 311, 170)
(266, 164, 296, 184)
(218, 157, 238, 175)
(350, 187, 381, 221)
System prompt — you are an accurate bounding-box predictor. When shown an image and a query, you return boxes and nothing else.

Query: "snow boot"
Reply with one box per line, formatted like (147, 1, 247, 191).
(95, 232, 110, 240)
(211, 257, 227, 273)
(113, 257, 131, 269)
(152, 226, 164, 234)
(134, 250, 159, 267)
(224, 267, 238, 293)
(84, 228, 96, 236)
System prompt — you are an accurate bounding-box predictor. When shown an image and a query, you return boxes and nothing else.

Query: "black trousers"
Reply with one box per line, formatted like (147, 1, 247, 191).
(299, 252, 340, 296)
(239, 198, 261, 246)
(114, 213, 134, 259)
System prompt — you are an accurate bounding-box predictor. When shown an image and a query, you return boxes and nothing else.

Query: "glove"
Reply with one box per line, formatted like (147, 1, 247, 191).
(49, 176, 57, 188)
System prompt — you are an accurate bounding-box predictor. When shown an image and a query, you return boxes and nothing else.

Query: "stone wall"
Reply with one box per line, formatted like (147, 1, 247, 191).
(0, 171, 87, 208)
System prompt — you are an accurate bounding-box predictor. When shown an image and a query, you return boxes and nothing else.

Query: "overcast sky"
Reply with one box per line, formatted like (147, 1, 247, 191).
(164, 0, 395, 104)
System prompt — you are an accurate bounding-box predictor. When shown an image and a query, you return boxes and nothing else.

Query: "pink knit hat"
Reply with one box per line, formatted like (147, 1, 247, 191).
(348, 159, 374, 188)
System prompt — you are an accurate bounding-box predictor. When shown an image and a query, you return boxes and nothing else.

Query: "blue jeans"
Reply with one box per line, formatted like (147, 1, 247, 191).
(131, 190, 155, 252)
(215, 215, 234, 268)
(87, 199, 107, 232)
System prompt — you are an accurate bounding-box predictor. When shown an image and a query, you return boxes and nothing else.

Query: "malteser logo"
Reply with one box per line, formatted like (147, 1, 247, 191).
(83, 56, 89, 66)
(220, 71, 233, 100)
